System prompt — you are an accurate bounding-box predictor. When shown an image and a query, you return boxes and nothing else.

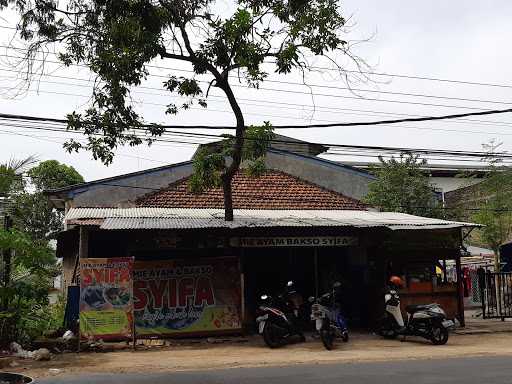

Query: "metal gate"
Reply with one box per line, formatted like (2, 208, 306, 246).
(478, 270, 512, 319)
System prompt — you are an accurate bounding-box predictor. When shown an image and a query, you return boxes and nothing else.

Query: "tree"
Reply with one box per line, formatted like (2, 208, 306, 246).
(27, 160, 84, 191)
(12, 160, 85, 241)
(1, 0, 365, 220)
(0, 228, 56, 346)
(0, 159, 81, 344)
(364, 154, 443, 218)
(470, 141, 512, 270)
(0, 156, 37, 198)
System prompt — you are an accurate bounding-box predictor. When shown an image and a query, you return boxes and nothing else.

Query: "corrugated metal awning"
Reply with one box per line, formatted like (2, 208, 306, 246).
(64, 207, 481, 231)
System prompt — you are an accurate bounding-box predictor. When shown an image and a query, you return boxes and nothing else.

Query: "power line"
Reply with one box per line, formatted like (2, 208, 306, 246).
(3, 67, 512, 131)
(4, 83, 512, 134)
(0, 114, 504, 159)
(2, 114, 512, 162)
(5, 80, 512, 136)
(2, 28, 512, 91)
(0, 121, 207, 146)
(0, 86, 359, 126)
(0, 128, 187, 164)
(4, 122, 506, 167)
(305, 64, 512, 90)
(3, 123, 508, 165)
(2, 46, 512, 107)
(3, 106, 512, 133)
(0, 52, 507, 112)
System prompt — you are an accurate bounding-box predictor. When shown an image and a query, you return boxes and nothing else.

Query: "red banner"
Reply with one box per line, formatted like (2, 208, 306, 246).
(133, 257, 242, 337)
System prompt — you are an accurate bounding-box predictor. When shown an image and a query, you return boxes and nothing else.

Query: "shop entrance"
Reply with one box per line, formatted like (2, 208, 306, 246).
(243, 246, 367, 328)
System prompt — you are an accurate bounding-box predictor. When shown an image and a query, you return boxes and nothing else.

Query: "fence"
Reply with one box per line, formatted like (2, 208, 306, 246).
(478, 270, 512, 319)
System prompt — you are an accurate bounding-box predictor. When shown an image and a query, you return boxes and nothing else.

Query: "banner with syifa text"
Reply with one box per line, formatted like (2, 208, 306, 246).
(79, 257, 134, 340)
(133, 257, 242, 337)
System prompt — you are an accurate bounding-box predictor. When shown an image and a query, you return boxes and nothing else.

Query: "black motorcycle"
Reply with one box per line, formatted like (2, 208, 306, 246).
(377, 288, 454, 345)
(255, 281, 306, 348)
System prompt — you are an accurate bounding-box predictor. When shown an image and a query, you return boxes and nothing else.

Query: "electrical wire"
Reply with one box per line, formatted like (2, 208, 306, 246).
(3, 66, 512, 129)
(0, 52, 509, 112)
(2, 46, 512, 107)
(1, 115, 512, 162)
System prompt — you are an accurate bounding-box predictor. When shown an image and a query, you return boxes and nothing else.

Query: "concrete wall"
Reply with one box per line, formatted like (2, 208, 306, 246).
(265, 150, 373, 200)
(430, 176, 481, 194)
(64, 162, 194, 208)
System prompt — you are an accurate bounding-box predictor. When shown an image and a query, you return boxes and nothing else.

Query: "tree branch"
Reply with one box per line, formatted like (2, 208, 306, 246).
(160, 51, 194, 63)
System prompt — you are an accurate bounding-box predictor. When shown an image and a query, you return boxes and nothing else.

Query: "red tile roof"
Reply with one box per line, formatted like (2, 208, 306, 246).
(136, 170, 366, 210)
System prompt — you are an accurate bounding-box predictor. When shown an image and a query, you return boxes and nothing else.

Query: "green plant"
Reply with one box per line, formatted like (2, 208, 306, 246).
(0, 229, 56, 347)
(470, 172, 512, 268)
(364, 153, 443, 218)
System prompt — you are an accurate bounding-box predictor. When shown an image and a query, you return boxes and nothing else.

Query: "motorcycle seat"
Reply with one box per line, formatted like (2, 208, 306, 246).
(405, 304, 435, 313)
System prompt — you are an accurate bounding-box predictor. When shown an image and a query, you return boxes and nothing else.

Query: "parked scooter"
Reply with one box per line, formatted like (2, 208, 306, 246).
(256, 281, 306, 348)
(377, 276, 454, 345)
(310, 282, 349, 350)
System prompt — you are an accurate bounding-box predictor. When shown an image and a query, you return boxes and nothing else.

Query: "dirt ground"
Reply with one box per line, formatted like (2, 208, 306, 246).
(7, 332, 512, 380)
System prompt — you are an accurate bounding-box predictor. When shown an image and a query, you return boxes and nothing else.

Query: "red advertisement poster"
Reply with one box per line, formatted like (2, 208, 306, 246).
(133, 257, 242, 337)
(79, 257, 134, 340)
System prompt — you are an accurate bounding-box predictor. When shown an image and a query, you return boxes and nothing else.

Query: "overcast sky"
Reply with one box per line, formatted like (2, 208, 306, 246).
(1, 0, 511, 182)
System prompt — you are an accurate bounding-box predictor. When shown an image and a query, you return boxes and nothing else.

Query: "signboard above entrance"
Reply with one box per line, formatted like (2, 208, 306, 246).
(234, 236, 358, 248)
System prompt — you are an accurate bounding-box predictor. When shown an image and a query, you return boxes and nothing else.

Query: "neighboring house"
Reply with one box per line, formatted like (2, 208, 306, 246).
(342, 161, 487, 204)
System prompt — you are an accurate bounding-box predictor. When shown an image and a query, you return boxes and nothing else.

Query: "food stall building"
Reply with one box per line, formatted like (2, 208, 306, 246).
(48, 148, 478, 338)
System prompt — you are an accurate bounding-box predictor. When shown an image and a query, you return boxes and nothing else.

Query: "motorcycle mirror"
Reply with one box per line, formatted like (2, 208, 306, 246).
(333, 281, 341, 288)
(308, 296, 315, 303)
(287, 280, 294, 287)
(261, 294, 268, 300)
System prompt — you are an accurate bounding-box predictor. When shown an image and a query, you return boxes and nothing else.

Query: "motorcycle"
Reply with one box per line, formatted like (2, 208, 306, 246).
(255, 281, 306, 348)
(310, 282, 349, 350)
(377, 287, 454, 345)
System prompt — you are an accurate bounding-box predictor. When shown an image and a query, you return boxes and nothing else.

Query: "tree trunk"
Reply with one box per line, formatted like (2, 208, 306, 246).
(2, 215, 12, 310)
(222, 175, 234, 221)
(219, 80, 245, 222)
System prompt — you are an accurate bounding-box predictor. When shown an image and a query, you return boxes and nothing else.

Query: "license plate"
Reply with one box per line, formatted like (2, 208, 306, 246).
(442, 320, 455, 328)
(258, 321, 266, 334)
(311, 311, 325, 319)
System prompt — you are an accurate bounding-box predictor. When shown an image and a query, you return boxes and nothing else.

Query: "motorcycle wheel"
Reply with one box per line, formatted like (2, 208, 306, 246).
(430, 322, 449, 345)
(262, 323, 283, 349)
(377, 319, 398, 339)
(320, 326, 335, 350)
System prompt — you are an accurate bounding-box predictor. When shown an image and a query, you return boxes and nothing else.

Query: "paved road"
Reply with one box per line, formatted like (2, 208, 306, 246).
(39, 356, 512, 384)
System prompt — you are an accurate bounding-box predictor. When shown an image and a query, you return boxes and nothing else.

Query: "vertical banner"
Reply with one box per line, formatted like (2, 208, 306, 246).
(133, 257, 242, 337)
(79, 257, 134, 340)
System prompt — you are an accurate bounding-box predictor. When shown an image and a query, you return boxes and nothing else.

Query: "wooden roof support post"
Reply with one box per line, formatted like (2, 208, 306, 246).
(456, 229, 465, 327)
(77, 225, 89, 354)
(78, 226, 89, 260)
(314, 248, 319, 298)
